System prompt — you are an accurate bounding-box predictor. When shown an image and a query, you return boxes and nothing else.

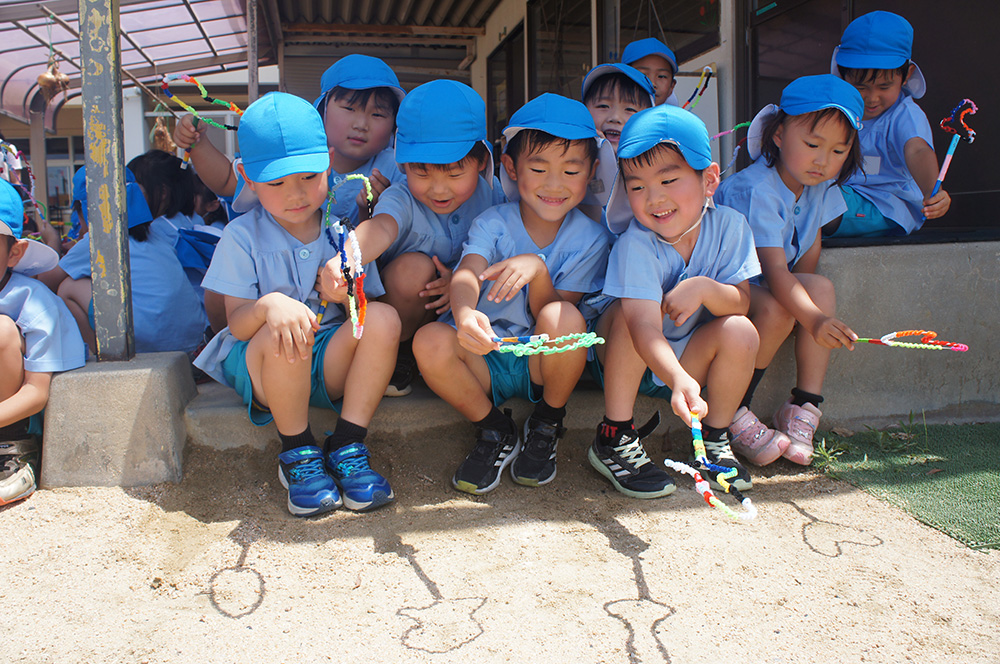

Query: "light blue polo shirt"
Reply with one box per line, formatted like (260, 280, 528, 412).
(443, 202, 612, 339)
(375, 175, 506, 269)
(715, 159, 845, 270)
(844, 94, 935, 234)
(58, 231, 207, 354)
(193, 204, 385, 385)
(0, 272, 86, 373)
(603, 203, 760, 366)
(327, 146, 405, 226)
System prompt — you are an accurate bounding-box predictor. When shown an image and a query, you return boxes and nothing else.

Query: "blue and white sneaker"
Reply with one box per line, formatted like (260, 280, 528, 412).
(326, 442, 394, 511)
(278, 446, 342, 517)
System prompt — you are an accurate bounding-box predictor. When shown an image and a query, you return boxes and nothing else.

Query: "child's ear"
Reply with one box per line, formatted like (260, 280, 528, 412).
(666, 76, 677, 97)
(702, 163, 721, 197)
(500, 153, 517, 182)
(904, 63, 915, 85)
(772, 123, 784, 150)
(236, 163, 256, 192)
(6, 238, 28, 268)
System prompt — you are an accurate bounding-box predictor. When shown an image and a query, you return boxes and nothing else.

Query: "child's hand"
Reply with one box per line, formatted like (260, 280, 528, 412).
(479, 254, 547, 303)
(258, 292, 319, 362)
(356, 168, 392, 221)
(420, 255, 453, 314)
(922, 188, 951, 220)
(317, 257, 350, 303)
(455, 308, 499, 356)
(172, 114, 203, 150)
(810, 315, 857, 350)
(662, 277, 707, 327)
(668, 372, 708, 426)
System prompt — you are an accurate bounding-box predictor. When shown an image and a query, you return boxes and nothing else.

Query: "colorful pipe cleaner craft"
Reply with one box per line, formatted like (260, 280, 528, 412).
(856, 330, 968, 352)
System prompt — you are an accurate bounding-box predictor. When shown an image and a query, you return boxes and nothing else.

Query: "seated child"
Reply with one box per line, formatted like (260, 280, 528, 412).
(55, 165, 208, 355)
(826, 10, 950, 237)
(714, 75, 863, 465)
(0, 179, 86, 505)
(590, 104, 761, 498)
(582, 63, 656, 152)
(194, 92, 400, 517)
(355, 79, 505, 396)
(411, 93, 612, 495)
(621, 38, 679, 107)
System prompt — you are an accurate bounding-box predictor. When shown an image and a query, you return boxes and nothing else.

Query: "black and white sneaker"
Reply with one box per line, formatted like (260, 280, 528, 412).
(0, 436, 40, 506)
(452, 409, 520, 495)
(385, 352, 417, 397)
(588, 414, 674, 499)
(510, 416, 565, 486)
(697, 431, 752, 492)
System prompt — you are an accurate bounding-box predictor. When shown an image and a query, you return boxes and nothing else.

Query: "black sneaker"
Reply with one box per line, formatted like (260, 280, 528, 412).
(385, 351, 417, 397)
(510, 416, 565, 486)
(588, 414, 674, 499)
(697, 431, 752, 492)
(0, 436, 40, 506)
(452, 409, 520, 495)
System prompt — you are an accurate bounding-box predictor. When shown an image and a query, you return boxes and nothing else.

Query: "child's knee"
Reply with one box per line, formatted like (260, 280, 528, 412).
(801, 274, 836, 311)
(383, 252, 436, 295)
(722, 315, 760, 356)
(536, 300, 585, 331)
(412, 322, 454, 368)
(0, 315, 20, 345)
(754, 292, 795, 330)
(363, 301, 402, 340)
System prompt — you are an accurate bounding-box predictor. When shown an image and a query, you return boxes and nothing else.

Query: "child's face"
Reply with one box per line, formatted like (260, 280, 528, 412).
(623, 147, 719, 243)
(630, 54, 676, 106)
(844, 68, 908, 121)
(403, 158, 483, 216)
(501, 140, 596, 227)
(586, 92, 648, 151)
(773, 114, 853, 197)
(324, 94, 396, 170)
(243, 169, 330, 233)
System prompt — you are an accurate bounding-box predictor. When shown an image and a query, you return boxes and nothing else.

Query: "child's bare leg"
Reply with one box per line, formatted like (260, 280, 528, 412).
(380, 252, 439, 342)
(322, 301, 400, 427)
(792, 273, 836, 395)
(528, 301, 587, 409)
(244, 326, 311, 436)
(57, 277, 96, 354)
(413, 321, 493, 421)
(595, 301, 646, 421)
(0, 316, 25, 402)
(747, 284, 795, 369)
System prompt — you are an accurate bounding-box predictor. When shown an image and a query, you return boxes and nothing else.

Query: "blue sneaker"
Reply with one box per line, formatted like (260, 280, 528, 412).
(278, 446, 342, 517)
(326, 442, 394, 511)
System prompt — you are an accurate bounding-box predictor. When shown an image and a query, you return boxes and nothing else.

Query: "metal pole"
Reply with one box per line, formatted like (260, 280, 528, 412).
(78, 0, 134, 361)
(247, 0, 259, 103)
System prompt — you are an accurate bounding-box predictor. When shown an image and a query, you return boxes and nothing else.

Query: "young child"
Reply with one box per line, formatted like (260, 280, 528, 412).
(0, 179, 86, 505)
(826, 10, 950, 237)
(354, 79, 505, 396)
(589, 104, 761, 498)
(412, 93, 612, 495)
(714, 75, 863, 465)
(621, 38, 679, 107)
(582, 63, 656, 152)
(194, 92, 400, 517)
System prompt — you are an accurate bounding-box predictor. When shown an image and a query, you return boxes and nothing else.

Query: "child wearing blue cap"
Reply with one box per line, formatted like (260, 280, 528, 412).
(582, 63, 656, 152)
(194, 92, 401, 517)
(352, 79, 506, 397)
(0, 178, 86, 506)
(827, 11, 950, 236)
(54, 160, 208, 356)
(410, 93, 613, 495)
(715, 74, 864, 467)
(589, 104, 760, 499)
(621, 38, 679, 107)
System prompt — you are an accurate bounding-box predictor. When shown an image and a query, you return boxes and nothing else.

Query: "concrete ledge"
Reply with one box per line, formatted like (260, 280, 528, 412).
(42, 352, 197, 487)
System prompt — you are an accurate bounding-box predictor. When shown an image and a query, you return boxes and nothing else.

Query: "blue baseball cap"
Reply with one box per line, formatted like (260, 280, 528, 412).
(238, 92, 330, 184)
(605, 104, 713, 234)
(0, 178, 58, 275)
(832, 11, 925, 98)
(71, 166, 153, 231)
(313, 54, 406, 112)
(500, 93, 617, 209)
(582, 63, 656, 107)
(395, 80, 487, 165)
(621, 38, 678, 75)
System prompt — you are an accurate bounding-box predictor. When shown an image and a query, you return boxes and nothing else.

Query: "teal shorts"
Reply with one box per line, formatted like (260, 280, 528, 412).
(221, 324, 343, 426)
(484, 349, 542, 406)
(829, 186, 903, 238)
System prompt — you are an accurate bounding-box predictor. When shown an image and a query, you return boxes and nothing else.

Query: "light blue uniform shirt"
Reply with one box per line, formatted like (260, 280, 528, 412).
(844, 94, 934, 234)
(444, 202, 612, 339)
(0, 272, 86, 373)
(715, 159, 845, 270)
(327, 147, 405, 226)
(194, 204, 385, 386)
(603, 204, 760, 365)
(59, 232, 207, 354)
(375, 176, 506, 269)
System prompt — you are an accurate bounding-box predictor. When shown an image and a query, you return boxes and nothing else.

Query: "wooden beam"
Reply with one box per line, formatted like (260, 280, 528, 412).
(283, 22, 485, 37)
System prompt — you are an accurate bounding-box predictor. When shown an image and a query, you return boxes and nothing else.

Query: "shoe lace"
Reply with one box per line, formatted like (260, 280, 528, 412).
(290, 456, 328, 482)
(612, 432, 651, 470)
(703, 437, 737, 463)
(334, 452, 372, 478)
(523, 419, 560, 457)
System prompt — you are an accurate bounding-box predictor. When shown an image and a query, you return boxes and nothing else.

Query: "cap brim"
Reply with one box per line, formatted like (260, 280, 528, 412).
(605, 171, 633, 235)
(394, 137, 477, 166)
(244, 152, 330, 184)
(10, 238, 59, 276)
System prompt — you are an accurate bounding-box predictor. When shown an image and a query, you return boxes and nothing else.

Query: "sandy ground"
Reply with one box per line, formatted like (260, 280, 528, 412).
(2, 428, 999, 664)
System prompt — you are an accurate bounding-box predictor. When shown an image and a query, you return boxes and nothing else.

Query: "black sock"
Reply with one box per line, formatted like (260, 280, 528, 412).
(791, 387, 824, 408)
(474, 406, 515, 435)
(531, 399, 566, 425)
(279, 425, 316, 453)
(324, 418, 368, 454)
(703, 425, 729, 442)
(599, 416, 633, 444)
(740, 368, 767, 410)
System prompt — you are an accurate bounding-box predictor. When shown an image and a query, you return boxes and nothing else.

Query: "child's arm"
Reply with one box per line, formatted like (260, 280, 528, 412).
(452, 254, 499, 356)
(0, 371, 51, 428)
(172, 114, 238, 197)
(351, 212, 399, 265)
(904, 136, 951, 220)
(479, 253, 574, 319)
(661, 276, 750, 327)
(224, 292, 319, 362)
(620, 297, 707, 425)
(356, 169, 391, 222)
